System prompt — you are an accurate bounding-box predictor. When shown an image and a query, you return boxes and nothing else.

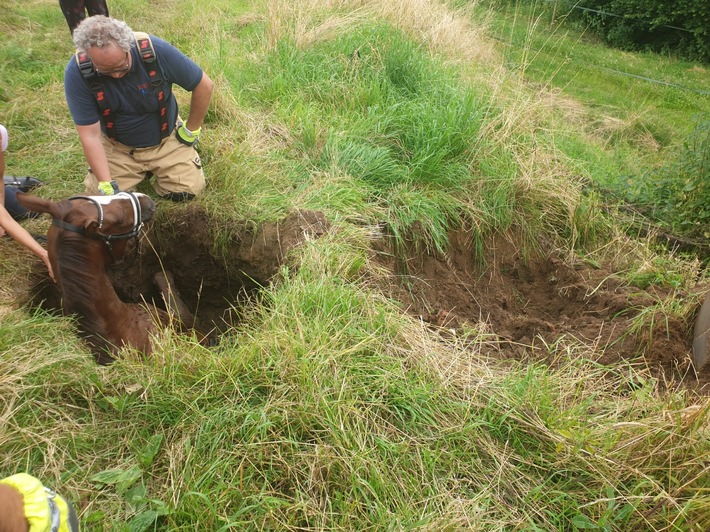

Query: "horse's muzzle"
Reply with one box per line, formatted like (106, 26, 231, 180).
(137, 194, 156, 223)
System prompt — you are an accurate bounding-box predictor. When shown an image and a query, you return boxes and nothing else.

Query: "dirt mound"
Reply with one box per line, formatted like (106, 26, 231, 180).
(27, 206, 708, 391)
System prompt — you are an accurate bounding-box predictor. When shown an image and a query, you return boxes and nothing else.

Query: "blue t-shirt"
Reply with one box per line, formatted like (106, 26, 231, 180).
(64, 35, 203, 148)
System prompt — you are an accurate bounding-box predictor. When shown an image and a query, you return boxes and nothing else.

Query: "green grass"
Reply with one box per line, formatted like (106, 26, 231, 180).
(478, 0, 710, 185)
(1, 0, 709, 530)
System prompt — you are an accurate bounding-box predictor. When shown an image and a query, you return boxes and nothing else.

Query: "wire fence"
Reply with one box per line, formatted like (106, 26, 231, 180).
(541, 0, 695, 33)
(499, 0, 710, 96)
(591, 66, 710, 96)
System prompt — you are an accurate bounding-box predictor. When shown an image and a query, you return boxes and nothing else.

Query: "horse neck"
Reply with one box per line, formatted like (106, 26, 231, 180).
(54, 236, 128, 326)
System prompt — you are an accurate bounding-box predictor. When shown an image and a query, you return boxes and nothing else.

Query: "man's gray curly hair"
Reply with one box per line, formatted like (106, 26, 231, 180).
(73, 16, 134, 52)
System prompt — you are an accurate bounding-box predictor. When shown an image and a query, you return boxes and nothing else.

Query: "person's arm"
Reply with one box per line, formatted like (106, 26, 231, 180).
(183, 72, 213, 132)
(0, 132, 54, 279)
(75, 121, 112, 185)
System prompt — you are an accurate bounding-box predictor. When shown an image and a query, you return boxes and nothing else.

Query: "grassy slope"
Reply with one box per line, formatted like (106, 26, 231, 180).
(1, 1, 709, 530)
(479, 0, 710, 190)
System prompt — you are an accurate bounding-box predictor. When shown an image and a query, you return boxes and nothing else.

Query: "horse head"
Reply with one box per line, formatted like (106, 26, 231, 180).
(18, 191, 156, 262)
(18, 191, 160, 362)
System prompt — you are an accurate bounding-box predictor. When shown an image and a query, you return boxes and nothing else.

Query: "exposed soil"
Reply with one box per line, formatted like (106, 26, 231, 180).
(373, 229, 710, 393)
(26, 205, 709, 393)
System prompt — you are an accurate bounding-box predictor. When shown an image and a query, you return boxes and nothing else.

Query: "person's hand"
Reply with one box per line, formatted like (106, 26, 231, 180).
(97, 180, 119, 195)
(40, 249, 55, 282)
(176, 122, 201, 147)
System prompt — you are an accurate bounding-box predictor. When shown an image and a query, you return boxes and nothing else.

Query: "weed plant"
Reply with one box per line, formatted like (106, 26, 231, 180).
(622, 118, 710, 238)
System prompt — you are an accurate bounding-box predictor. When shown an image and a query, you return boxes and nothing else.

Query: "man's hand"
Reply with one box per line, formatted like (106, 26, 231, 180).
(176, 122, 201, 147)
(97, 180, 120, 195)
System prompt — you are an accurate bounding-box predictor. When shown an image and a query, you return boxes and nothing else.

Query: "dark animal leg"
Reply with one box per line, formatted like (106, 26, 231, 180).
(154, 271, 196, 330)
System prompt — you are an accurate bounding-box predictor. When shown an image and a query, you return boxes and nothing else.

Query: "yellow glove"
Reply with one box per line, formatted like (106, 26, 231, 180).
(176, 122, 201, 146)
(97, 180, 119, 195)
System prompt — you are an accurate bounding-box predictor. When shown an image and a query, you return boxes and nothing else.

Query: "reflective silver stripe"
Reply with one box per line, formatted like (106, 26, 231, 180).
(45, 487, 61, 532)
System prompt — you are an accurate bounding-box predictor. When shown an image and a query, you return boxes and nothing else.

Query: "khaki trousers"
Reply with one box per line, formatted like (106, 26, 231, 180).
(84, 129, 205, 197)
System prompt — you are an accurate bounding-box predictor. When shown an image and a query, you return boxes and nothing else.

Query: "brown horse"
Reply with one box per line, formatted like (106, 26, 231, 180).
(18, 191, 195, 364)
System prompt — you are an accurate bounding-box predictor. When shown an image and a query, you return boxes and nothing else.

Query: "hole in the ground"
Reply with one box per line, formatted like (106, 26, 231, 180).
(372, 229, 707, 390)
(23, 204, 707, 391)
(28, 204, 330, 337)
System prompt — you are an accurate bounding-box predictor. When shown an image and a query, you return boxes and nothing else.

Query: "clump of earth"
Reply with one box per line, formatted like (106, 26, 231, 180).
(26, 204, 709, 392)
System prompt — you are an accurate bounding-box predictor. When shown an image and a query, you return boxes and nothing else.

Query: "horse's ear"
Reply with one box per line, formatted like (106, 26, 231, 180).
(84, 220, 101, 237)
(15, 191, 59, 217)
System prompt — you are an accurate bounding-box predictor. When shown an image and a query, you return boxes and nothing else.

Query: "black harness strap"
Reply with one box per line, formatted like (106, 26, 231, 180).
(75, 32, 169, 140)
(134, 33, 169, 138)
(76, 51, 116, 136)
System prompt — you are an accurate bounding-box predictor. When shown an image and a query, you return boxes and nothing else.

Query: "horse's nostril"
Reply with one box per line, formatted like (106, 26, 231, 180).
(140, 198, 157, 221)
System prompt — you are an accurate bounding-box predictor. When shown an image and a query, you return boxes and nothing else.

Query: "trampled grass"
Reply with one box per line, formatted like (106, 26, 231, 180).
(1, 0, 709, 530)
